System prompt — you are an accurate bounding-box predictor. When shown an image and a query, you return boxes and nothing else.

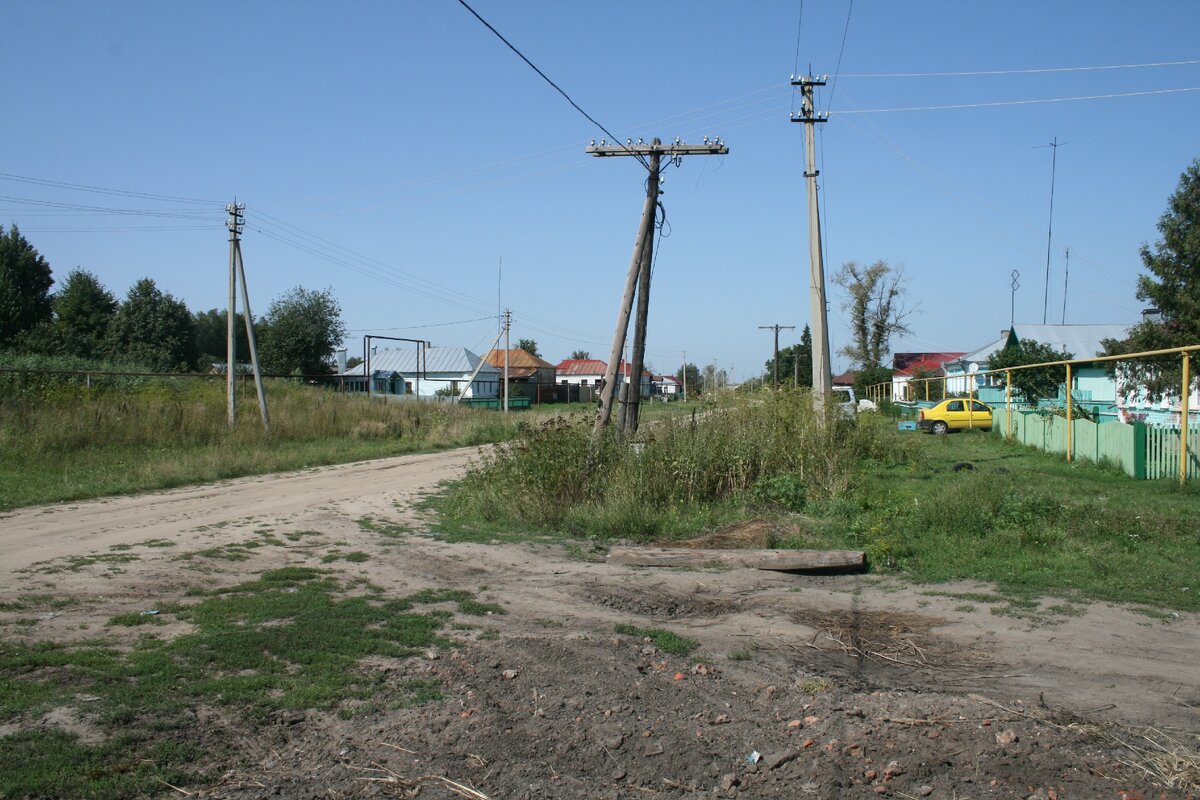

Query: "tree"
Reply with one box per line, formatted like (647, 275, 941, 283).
(987, 338, 1072, 405)
(258, 287, 346, 376)
(676, 362, 701, 397)
(193, 308, 250, 368)
(834, 260, 913, 369)
(570, 349, 591, 360)
(764, 325, 813, 388)
(516, 338, 540, 357)
(105, 278, 198, 371)
(853, 366, 894, 401)
(0, 224, 54, 345)
(52, 269, 117, 359)
(1102, 157, 1200, 400)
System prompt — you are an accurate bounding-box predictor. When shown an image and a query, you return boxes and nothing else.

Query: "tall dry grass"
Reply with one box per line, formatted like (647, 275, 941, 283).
(440, 391, 916, 540)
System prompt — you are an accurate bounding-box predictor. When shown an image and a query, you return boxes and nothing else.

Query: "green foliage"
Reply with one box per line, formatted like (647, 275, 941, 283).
(853, 365, 894, 399)
(570, 349, 591, 360)
(834, 259, 912, 369)
(986, 337, 1072, 404)
(258, 286, 346, 376)
(764, 325, 813, 388)
(0, 224, 54, 344)
(752, 472, 807, 511)
(613, 624, 698, 655)
(516, 338, 540, 357)
(51, 268, 117, 358)
(1137, 157, 1200, 335)
(104, 278, 198, 371)
(192, 308, 251, 366)
(676, 362, 701, 396)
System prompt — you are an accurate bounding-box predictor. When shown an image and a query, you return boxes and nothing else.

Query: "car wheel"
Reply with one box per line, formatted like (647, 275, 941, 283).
(931, 421, 949, 435)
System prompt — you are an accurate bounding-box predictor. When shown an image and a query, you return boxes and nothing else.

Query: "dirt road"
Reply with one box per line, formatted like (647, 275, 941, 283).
(2, 446, 1196, 798)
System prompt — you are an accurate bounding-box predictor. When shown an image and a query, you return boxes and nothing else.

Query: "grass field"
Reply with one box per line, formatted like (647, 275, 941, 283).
(0, 365, 700, 510)
(434, 396, 1200, 611)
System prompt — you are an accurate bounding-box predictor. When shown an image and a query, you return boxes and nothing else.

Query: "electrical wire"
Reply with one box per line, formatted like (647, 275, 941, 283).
(0, 195, 219, 220)
(454, 0, 650, 171)
(841, 58, 1200, 79)
(837, 85, 1200, 114)
(0, 172, 223, 205)
(347, 315, 497, 333)
(824, 0, 855, 113)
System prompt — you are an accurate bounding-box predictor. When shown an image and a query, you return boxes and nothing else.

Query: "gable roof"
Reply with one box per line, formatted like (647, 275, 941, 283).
(949, 324, 1130, 368)
(343, 346, 498, 376)
(484, 349, 555, 370)
(892, 352, 965, 377)
(555, 358, 607, 376)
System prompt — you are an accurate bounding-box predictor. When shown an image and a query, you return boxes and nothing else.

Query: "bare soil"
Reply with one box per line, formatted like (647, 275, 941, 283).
(1, 446, 1197, 799)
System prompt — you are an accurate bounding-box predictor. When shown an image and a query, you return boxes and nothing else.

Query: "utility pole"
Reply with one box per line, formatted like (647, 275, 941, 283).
(226, 203, 240, 427)
(1038, 136, 1067, 324)
(587, 136, 728, 440)
(790, 74, 833, 400)
(681, 350, 687, 403)
(1010, 269, 1020, 327)
(225, 201, 269, 430)
(501, 309, 511, 417)
(759, 324, 795, 388)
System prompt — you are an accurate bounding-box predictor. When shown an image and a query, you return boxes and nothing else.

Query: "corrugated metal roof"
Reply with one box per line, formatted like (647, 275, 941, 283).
(952, 324, 1130, 366)
(555, 359, 608, 376)
(343, 346, 498, 376)
(893, 352, 965, 376)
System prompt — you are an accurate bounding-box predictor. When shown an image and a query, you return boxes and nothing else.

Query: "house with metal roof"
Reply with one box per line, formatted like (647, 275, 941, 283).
(943, 324, 1129, 411)
(484, 349, 557, 404)
(890, 351, 965, 401)
(341, 346, 499, 399)
(554, 358, 652, 397)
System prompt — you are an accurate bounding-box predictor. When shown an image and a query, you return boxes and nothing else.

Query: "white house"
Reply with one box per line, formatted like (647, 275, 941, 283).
(341, 346, 500, 399)
(943, 324, 1129, 406)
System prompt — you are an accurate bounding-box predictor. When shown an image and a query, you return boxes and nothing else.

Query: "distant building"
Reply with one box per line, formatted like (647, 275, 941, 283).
(484, 348, 557, 404)
(340, 346, 499, 399)
(890, 352, 965, 401)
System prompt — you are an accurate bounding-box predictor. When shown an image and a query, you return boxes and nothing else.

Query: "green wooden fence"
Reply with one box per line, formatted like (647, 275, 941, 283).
(992, 408, 1199, 480)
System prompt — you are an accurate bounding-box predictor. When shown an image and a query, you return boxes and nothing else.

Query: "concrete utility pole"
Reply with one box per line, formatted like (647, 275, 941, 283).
(226, 203, 240, 427)
(681, 350, 687, 403)
(225, 201, 270, 430)
(588, 137, 728, 440)
(759, 324, 795, 388)
(790, 75, 833, 400)
(502, 309, 511, 413)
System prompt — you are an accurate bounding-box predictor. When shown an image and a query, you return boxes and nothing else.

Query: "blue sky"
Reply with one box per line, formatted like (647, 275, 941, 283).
(3, 1, 1198, 379)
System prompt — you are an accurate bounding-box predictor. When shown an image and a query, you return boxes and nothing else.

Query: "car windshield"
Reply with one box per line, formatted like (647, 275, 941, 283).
(831, 389, 852, 402)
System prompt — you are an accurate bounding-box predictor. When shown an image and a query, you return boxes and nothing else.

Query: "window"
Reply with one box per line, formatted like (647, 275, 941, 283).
(946, 400, 965, 411)
(971, 401, 989, 412)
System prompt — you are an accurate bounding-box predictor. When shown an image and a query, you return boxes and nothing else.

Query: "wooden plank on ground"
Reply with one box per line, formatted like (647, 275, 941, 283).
(606, 546, 865, 572)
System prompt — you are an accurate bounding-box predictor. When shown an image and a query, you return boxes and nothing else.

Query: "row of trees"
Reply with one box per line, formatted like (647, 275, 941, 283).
(0, 225, 346, 374)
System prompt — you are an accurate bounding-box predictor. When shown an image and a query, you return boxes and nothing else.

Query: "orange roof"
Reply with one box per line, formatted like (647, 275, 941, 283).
(484, 349, 555, 370)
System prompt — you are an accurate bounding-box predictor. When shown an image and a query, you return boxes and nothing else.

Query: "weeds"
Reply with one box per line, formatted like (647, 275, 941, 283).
(614, 623, 699, 656)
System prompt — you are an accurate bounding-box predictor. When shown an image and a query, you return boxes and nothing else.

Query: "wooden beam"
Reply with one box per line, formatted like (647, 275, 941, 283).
(607, 546, 865, 572)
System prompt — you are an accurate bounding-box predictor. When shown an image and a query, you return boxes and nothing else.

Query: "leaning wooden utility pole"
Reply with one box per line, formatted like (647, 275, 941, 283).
(588, 137, 728, 441)
(623, 222, 656, 433)
(759, 324, 795, 388)
(790, 75, 833, 400)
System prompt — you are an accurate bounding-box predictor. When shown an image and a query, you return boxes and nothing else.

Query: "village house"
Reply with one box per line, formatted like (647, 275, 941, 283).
(339, 346, 499, 399)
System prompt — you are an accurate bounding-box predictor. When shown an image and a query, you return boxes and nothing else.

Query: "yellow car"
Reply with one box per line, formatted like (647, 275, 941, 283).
(918, 398, 993, 434)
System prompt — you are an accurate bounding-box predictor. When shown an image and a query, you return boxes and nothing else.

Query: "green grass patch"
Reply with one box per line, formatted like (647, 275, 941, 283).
(0, 568, 500, 797)
(0, 370, 533, 511)
(613, 624, 699, 656)
(321, 550, 371, 564)
(355, 516, 411, 540)
(107, 612, 168, 627)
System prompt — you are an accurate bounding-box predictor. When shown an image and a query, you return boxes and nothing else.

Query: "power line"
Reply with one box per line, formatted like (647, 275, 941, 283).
(0, 172, 223, 205)
(841, 58, 1200, 79)
(824, 0, 855, 113)
(838, 85, 1200, 114)
(347, 315, 496, 333)
(454, 0, 650, 171)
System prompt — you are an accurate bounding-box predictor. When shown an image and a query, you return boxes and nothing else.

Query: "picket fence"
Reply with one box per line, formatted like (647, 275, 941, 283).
(992, 408, 1199, 480)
